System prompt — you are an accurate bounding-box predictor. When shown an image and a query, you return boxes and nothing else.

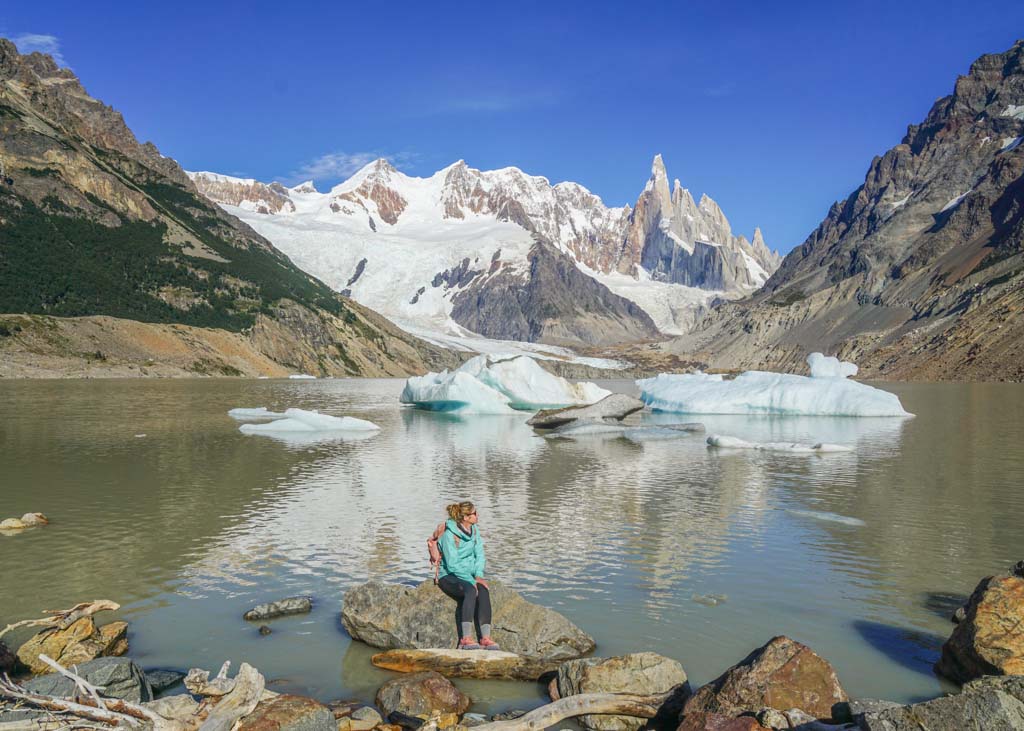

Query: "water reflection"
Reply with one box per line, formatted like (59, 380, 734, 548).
(1, 379, 1023, 707)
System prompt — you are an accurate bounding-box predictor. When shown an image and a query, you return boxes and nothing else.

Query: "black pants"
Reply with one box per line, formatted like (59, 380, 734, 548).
(438, 575, 492, 634)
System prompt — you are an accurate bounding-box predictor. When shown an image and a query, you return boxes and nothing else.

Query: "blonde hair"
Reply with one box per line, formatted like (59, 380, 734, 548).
(447, 501, 476, 521)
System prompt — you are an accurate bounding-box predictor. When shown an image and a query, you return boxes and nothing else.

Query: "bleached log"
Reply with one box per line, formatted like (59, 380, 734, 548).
(468, 692, 670, 731)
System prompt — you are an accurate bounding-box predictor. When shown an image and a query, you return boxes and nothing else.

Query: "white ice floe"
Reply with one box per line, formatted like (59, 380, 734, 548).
(228, 407, 286, 419)
(400, 355, 610, 413)
(707, 434, 852, 453)
(289, 374, 317, 380)
(637, 353, 910, 417)
(238, 408, 380, 434)
(787, 509, 866, 526)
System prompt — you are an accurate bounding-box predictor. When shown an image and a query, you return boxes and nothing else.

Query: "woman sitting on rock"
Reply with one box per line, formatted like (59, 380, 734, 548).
(434, 501, 499, 650)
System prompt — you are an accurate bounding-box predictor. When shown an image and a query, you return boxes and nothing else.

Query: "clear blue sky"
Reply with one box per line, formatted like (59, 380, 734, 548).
(5, 1, 1023, 252)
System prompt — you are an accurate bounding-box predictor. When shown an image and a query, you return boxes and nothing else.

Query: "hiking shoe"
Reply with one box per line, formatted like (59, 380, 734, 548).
(479, 636, 500, 651)
(458, 638, 482, 650)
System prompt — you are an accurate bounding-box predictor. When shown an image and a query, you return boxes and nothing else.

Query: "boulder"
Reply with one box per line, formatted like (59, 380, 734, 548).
(833, 698, 900, 725)
(145, 668, 186, 693)
(527, 394, 645, 429)
(244, 596, 313, 621)
(375, 671, 471, 718)
(683, 636, 847, 722)
(16, 617, 128, 674)
(859, 675, 1024, 730)
(236, 695, 336, 731)
(677, 713, 769, 731)
(23, 657, 153, 702)
(327, 702, 384, 730)
(372, 648, 558, 680)
(0, 640, 17, 675)
(555, 652, 691, 731)
(935, 572, 1024, 683)
(342, 580, 594, 661)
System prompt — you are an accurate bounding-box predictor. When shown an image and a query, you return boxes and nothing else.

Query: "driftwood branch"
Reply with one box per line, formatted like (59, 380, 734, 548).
(469, 692, 671, 731)
(0, 601, 120, 641)
(195, 663, 263, 731)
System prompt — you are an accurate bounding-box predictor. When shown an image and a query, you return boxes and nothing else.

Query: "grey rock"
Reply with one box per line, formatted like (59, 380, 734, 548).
(836, 698, 900, 723)
(952, 605, 966, 624)
(244, 596, 313, 621)
(556, 652, 690, 731)
(528, 394, 645, 429)
(754, 708, 789, 729)
(342, 580, 594, 661)
(350, 705, 383, 725)
(24, 657, 153, 702)
(0, 640, 17, 675)
(144, 668, 186, 693)
(860, 676, 1024, 730)
(1010, 560, 1024, 578)
(463, 712, 489, 726)
(260, 625, 273, 635)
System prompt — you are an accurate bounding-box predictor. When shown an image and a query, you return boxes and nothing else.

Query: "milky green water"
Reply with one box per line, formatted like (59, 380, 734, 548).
(1, 378, 1022, 711)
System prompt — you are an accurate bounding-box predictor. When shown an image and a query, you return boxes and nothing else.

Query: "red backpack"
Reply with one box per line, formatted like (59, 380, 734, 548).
(426, 522, 461, 583)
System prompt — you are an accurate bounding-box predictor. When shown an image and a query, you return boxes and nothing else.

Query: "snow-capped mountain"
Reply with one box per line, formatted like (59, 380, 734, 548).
(189, 156, 780, 345)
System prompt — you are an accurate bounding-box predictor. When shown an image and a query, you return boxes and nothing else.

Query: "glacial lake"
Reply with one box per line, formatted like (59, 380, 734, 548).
(2, 378, 1023, 711)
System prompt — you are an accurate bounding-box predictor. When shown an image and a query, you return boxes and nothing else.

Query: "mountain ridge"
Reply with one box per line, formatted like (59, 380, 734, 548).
(656, 39, 1024, 381)
(190, 155, 781, 341)
(0, 38, 457, 378)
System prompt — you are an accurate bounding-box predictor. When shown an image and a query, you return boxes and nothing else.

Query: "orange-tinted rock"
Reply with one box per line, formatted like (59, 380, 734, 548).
(236, 695, 335, 731)
(683, 636, 847, 721)
(677, 712, 768, 731)
(375, 671, 470, 718)
(935, 573, 1024, 683)
(16, 617, 128, 674)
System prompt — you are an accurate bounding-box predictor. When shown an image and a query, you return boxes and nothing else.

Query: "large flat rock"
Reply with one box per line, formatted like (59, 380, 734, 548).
(371, 648, 559, 680)
(342, 580, 594, 661)
(528, 394, 645, 429)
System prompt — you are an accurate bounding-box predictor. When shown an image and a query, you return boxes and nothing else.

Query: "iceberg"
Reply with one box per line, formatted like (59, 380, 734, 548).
(289, 374, 317, 380)
(707, 434, 852, 453)
(400, 355, 610, 413)
(228, 407, 286, 420)
(238, 408, 380, 435)
(637, 353, 910, 417)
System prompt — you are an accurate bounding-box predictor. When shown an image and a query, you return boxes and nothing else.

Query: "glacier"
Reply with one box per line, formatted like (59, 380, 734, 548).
(637, 353, 911, 417)
(400, 355, 610, 413)
(238, 408, 380, 435)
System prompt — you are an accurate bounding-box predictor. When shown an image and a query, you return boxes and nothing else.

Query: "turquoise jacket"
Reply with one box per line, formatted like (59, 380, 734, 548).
(438, 518, 485, 583)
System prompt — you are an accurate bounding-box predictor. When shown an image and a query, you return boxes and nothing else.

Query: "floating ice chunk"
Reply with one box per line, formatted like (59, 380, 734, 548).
(239, 408, 380, 435)
(637, 353, 910, 417)
(807, 353, 858, 379)
(707, 434, 852, 453)
(787, 509, 866, 526)
(289, 374, 317, 380)
(229, 407, 287, 420)
(401, 355, 610, 413)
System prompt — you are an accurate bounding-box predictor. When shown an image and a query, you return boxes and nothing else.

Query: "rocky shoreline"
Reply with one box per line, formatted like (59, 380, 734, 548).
(2, 563, 1023, 731)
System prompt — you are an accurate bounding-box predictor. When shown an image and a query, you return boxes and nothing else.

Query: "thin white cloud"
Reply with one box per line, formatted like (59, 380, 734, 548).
(287, 151, 419, 185)
(434, 90, 559, 114)
(12, 33, 68, 68)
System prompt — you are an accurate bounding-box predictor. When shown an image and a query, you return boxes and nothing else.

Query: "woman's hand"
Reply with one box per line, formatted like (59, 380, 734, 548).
(475, 577, 489, 589)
